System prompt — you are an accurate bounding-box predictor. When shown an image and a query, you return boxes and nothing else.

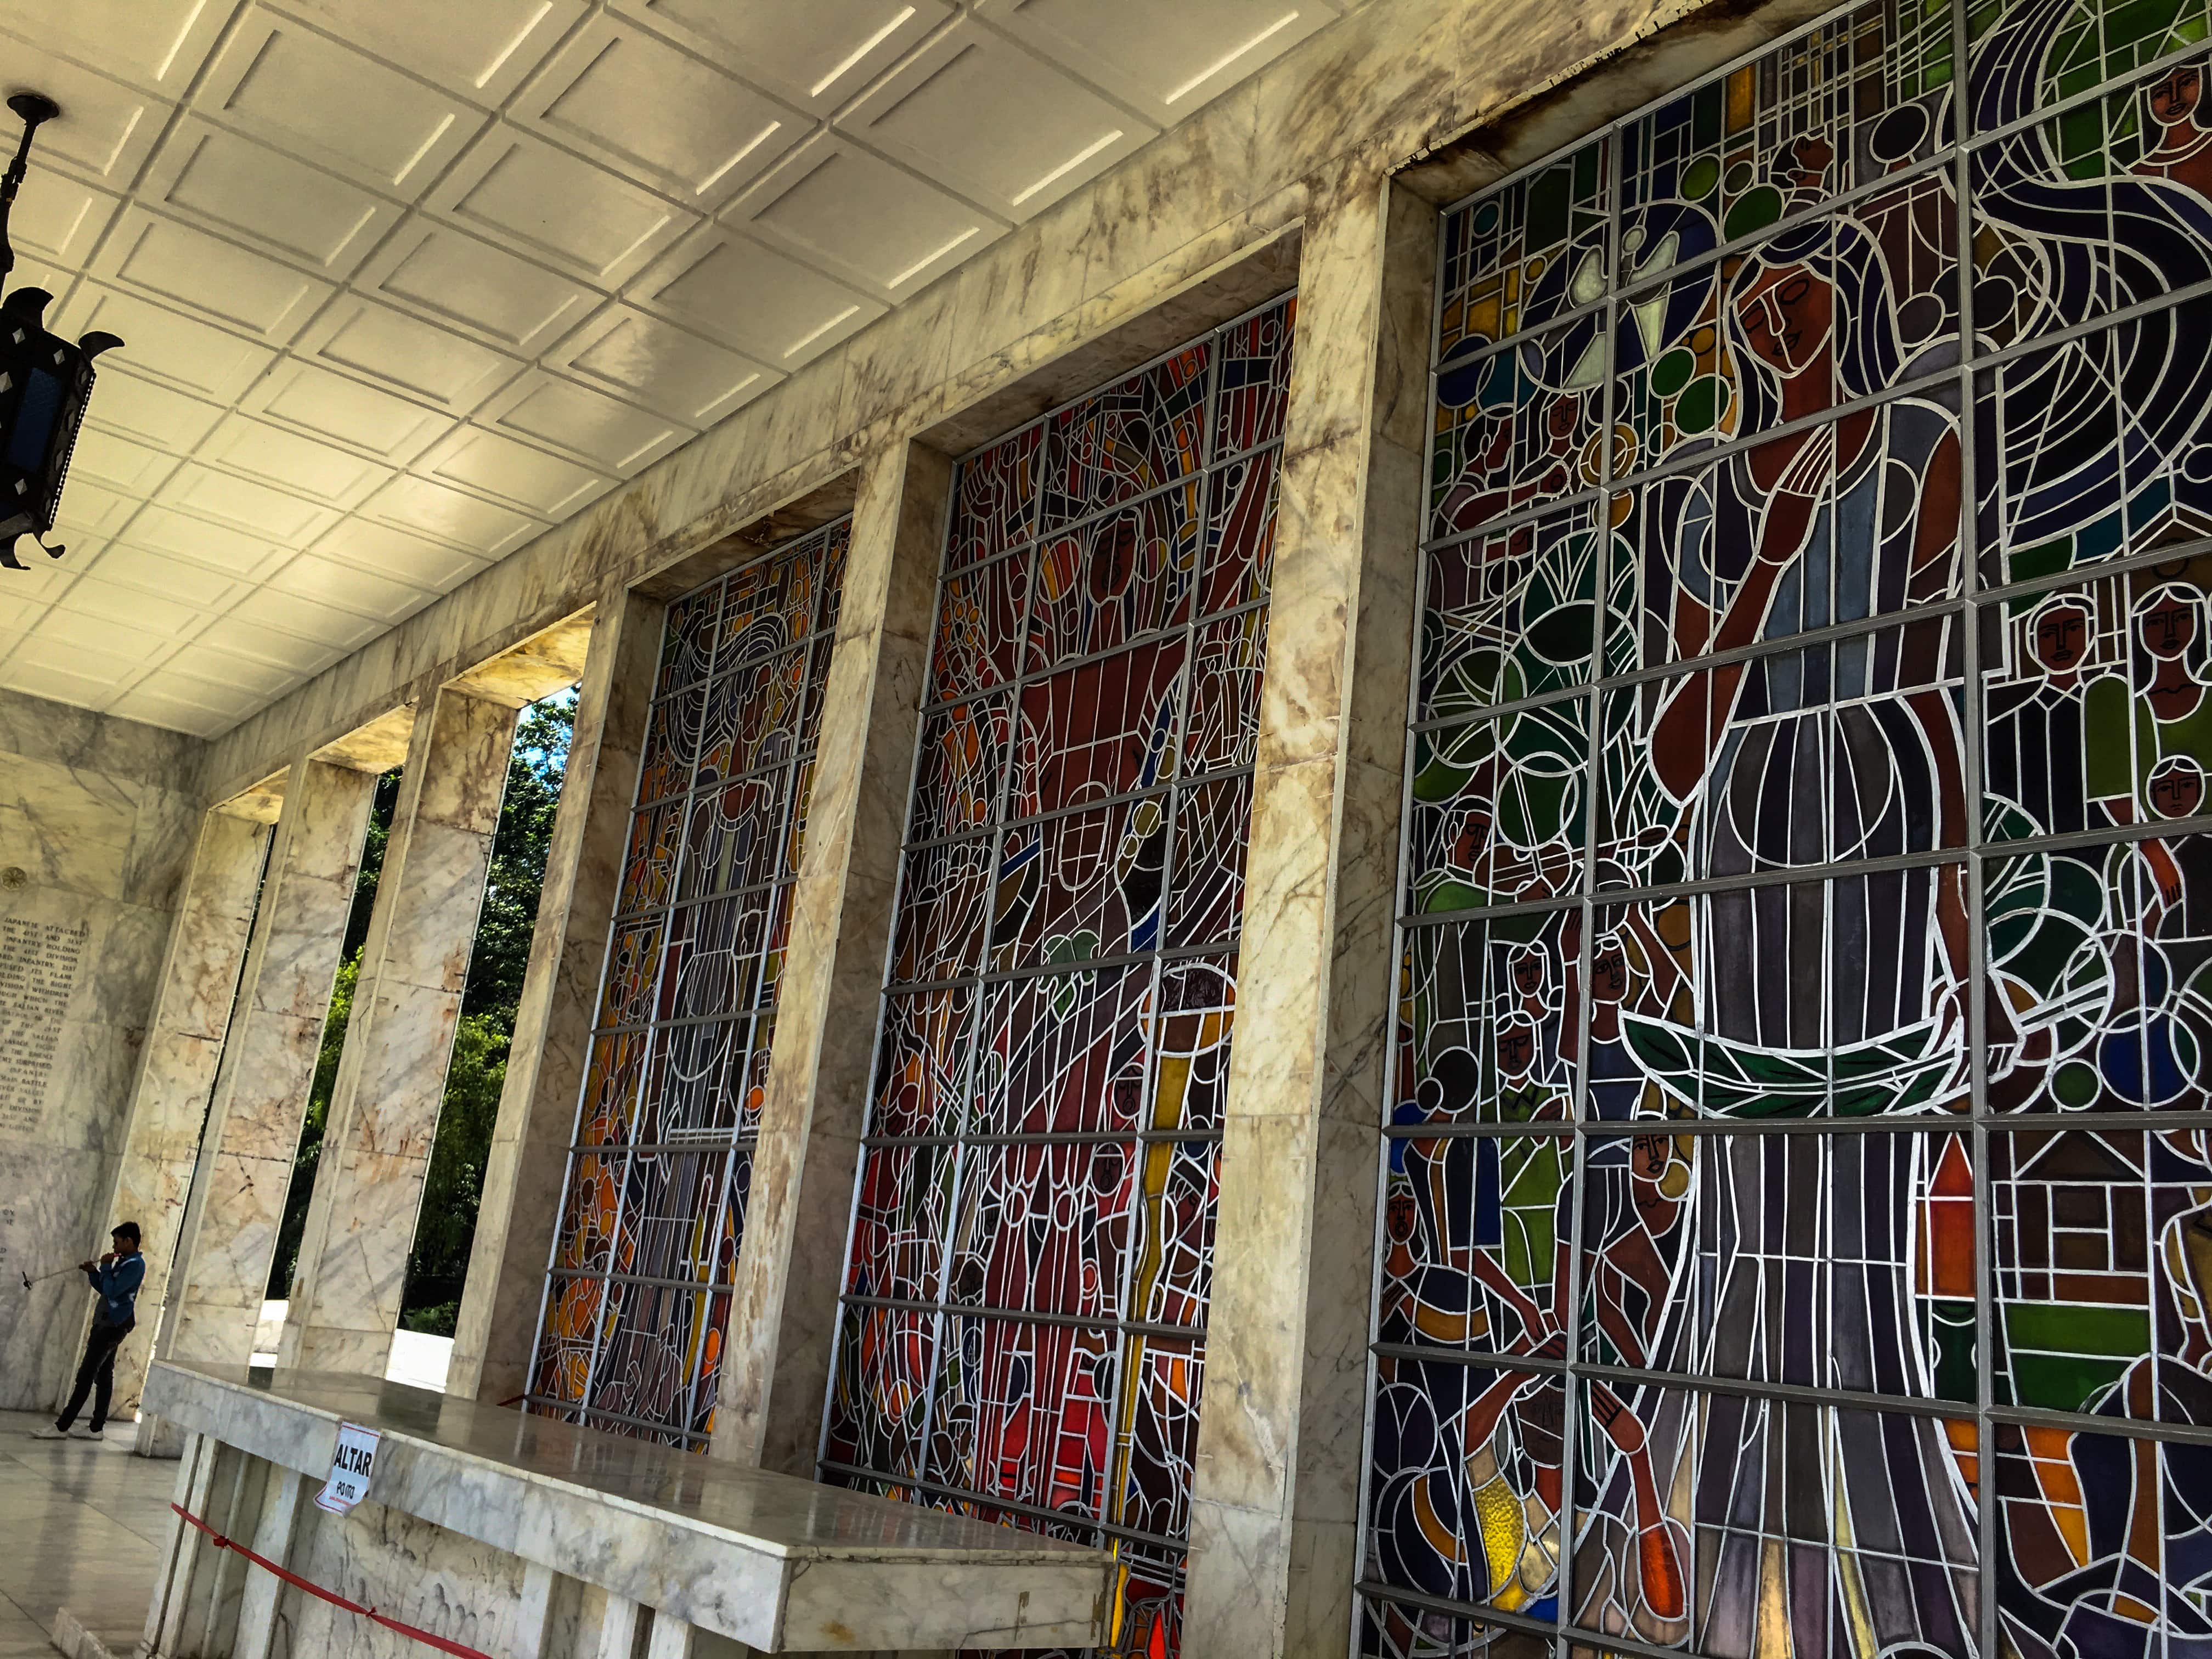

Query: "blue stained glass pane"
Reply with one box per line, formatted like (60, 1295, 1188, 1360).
(8, 368, 59, 472)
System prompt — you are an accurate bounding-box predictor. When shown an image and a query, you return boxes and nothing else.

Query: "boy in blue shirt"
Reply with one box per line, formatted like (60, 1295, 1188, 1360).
(32, 1222, 145, 1441)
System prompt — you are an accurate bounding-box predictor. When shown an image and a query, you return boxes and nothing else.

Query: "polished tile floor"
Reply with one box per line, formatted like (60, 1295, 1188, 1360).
(0, 1411, 177, 1657)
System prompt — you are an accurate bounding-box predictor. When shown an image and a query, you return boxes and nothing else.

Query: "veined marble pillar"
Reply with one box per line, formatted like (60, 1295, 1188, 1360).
(281, 686, 520, 1374)
(150, 758, 381, 1431)
(449, 588, 659, 1406)
(1182, 173, 1435, 1656)
(88, 805, 269, 1418)
(710, 442, 945, 1472)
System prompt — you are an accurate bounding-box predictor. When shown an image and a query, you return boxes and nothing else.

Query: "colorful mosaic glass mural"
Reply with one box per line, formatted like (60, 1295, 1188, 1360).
(1372, 2, 2212, 1656)
(821, 297, 1295, 1659)
(529, 518, 849, 1447)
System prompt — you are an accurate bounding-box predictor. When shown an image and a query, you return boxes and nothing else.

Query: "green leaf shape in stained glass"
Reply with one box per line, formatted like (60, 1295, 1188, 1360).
(1619, 1011, 1959, 1116)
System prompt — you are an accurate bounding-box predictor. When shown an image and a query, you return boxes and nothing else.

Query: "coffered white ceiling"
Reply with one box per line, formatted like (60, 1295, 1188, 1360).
(0, 0, 1350, 738)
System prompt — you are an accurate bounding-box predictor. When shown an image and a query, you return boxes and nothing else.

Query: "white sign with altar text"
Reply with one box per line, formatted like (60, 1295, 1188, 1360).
(315, 1423, 381, 1514)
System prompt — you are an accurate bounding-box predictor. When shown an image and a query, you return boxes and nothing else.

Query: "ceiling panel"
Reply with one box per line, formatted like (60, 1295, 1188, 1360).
(192, 613, 342, 672)
(733, 136, 1003, 302)
(50, 477, 140, 540)
(159, 646, 299, 697)
(230, 583, 385, 648)
(198, 413, 397, 507)
(117, 505, 293, 583)
(91, 209, 335, 343)
(417, 424, 611, 520)
(429, 128, 693, 287)
(13, 169, 121, 273)
(0, 558, 74, 604)
(974, 0, 1338, 123)
(359, 221, 597, 353)
(66, 427, 185, 499)
(548, 303, 777, 426)
(75, 543, 247, 609)
(196, 9, 485, 197)
(154, 462, 343, 545)
(107, 682, 247, 735)
(0, 0, 230, 97)
(618, 0, 954, 116)
(35, 601, 185, 664)
(83, 368, 229, 454)
(242, 357, 454, 465)
(312, 518, 489, 591)
(0, 34, 172, 185)
(56, 286, 280, 400)
(289, 297, 521, 417)
(476, 371, 690, 475)
(266, 551, 436, 623)
(53, 572, 217, 639)
(139, 119, 403, 278)
(0, 0, 1345, 733)
(3, 640, 147, 708)
(265, 0, 586, 105)
(842, 21, 1156, 219)
(634, 227, 882, 367)
(362, 474, 540, 555)
(515, 19, 806, 208)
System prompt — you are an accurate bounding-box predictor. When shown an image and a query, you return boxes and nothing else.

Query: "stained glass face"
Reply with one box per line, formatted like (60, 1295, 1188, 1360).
(822, 298, 1294, 1659)
(531, 518, 848, 1448)
(1371, 3, 2212, 1656)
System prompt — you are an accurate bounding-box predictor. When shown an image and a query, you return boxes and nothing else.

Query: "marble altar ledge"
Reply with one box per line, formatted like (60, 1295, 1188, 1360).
(143, 1361, 1111, 1654)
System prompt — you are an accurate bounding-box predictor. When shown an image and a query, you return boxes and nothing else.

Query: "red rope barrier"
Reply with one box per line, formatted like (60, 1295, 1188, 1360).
(170, 1502, 494, 1659)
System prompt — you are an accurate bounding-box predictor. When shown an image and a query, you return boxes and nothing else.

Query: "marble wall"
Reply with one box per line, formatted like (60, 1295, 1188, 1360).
(275, 1498, 539, 1659)
(0, 687, 206, 1412)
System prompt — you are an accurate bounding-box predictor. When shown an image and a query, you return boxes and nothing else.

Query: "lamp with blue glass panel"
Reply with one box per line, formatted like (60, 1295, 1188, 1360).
(0, 92, 121, 572)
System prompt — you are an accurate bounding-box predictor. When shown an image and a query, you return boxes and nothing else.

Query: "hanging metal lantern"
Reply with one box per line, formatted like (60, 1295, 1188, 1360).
(0, 92, 121, 572)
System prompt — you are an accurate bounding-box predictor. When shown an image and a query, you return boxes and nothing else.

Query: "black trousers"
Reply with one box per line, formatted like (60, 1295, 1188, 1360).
(57, 1319, 133, 1431)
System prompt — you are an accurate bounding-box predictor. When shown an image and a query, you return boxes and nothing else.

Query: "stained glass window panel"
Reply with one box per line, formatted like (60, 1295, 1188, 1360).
(1374, 1, 2212, 1655)
(531, 518, 849, 1448)
(823, 297, 1295, 1659)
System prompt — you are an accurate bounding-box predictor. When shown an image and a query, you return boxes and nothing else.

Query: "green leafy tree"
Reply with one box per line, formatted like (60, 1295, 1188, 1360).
(461, 693, 575, 1034)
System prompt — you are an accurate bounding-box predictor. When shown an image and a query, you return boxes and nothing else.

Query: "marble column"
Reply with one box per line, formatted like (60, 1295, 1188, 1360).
(150, 758, 381, 1427)
(710, 441, 945, 1473)
(280, 686, 521, 1374)
(448, 587, 661, 1406)
(88, 804, 270, 1418)
(1181, 172, 1435, 1656)
(232, 1464, 304, 1659)
(142, 1429, 258, 1657)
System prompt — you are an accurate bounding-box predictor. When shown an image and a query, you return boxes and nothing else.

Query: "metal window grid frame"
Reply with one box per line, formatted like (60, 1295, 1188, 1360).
(814, 290, 1299, 1627)
(525, 514, 853, 1450)
(1353, 1, 2212, 1655)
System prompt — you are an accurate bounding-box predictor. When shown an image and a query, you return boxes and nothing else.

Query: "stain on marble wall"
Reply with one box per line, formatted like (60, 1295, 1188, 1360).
(0, 687, 205, 1411)
(274, 1497, 537, 1659)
